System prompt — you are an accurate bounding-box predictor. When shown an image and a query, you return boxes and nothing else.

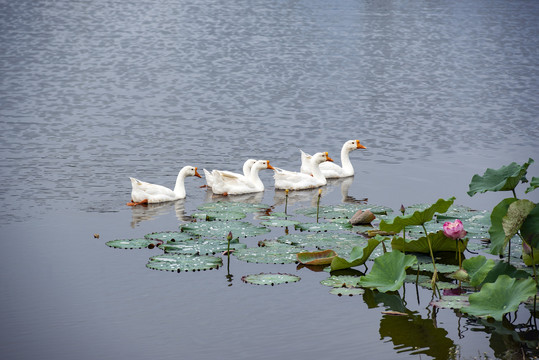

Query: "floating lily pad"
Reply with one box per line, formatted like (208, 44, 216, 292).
(181, 221, 269, 238)
(106, 238, 160, 249)
(233, 246, 303, 264)
(258, 212, 288, 220)
(191, 211, 246, 221)
(160, 238, 247, 255)
(321, 275, 362, 288)
(295, 221, 353, 232)
(297, 250, 337, 265)
(146, 254, 222, 272)
(431, 295, 470, 310)
(241, 273, 300, 285)
(461, 275, 537, 321)
(260, 219, 300, 227)
(359, 251, 418, 293)
(144, 231, 196, 242)
(197, 201, 270, 214)
(277, 232, 364, 250)
(419, 280, 460, 290)
(296, 204, 392, 219)
(329, 288, 365, 296)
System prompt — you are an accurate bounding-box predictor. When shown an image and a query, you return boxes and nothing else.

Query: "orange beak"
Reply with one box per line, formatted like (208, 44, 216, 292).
(356, 140, 366, 149)
(266, 161, 276, 170)
(325, 152, 334, 162)
(194, 167, 202, 178)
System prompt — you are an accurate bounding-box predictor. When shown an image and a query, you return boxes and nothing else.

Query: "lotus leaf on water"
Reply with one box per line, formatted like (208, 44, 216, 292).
(295, 204, 392, 219)
(191, 211, 246, 221)
(241, 273, 300, 286)
(277, 232, 364, 250)
(181, 221, 269, 238)
(480, 261, 531, 285)
(358, 251, 418, 293)
(159, 238, 247, 255)
(260, 219, 300, 227)
(146, 254, 222, 272)
(257, 212, 288, 220)
(415, 262, 460, 274)
(297, 250, 337, 265)
(330, 237, 382, 271)
(431, 295, 470, 310)
(467, 158, 534, 196)
(329, 288, 365, 296)
(106, 238, 161, 249)
(461, 275, 537, 321)
(197, 201, 270, 214)
(144, 231, 196, 242)
(233, 245, 303, 264)
(320, 275, 362, 288)
(294, 221, 353, 232)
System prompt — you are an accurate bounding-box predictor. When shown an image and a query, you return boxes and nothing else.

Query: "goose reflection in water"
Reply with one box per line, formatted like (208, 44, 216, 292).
(129, 199, 191, 228)
(203, 188, 264, 204)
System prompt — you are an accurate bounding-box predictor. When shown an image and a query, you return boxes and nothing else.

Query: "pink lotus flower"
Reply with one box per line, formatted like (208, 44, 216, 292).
(443, 219, 467, 240)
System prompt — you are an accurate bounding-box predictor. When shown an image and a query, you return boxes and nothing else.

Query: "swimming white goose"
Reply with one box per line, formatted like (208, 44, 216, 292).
(211, 160, 275, 195)
(203, 159, 257, 188)
(300, 140, 366, 178)
(274, 152, 333, 190)
(127, 166, 201, 205)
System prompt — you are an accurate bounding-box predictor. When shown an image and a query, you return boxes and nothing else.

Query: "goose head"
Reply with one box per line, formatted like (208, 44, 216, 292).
(252, 160, 275, 172)
(183, 166, 202, 178)
(346, 139, 367, 151)
(312, 152, 334, 165)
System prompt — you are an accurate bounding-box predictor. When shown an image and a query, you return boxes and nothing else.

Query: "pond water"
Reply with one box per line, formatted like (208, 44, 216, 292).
(1, 0, 538, 359)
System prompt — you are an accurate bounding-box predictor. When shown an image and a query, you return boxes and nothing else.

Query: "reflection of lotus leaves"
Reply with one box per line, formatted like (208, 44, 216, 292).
(181, 221, 269, 238)
(106, 238, 160, 249)
(146, 254, 222, 272)
(241, 273, 300, 286)
(233, 246, 303, 264)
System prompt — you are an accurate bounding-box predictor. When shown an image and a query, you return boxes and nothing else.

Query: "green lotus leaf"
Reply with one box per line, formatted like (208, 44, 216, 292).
(525, 176, 539, 194)
(295, 204, 392, 219)
(320, 275, 362, 288)
(106, 238, 160, 249)
(257, 239, 298, 248)
(467, 158, 534, 196)
(431, 295, 470, 310)
(502, 199, 536, 245)
(358, 251, 418, 292)
(191, 211, 246, 221)
(197, 201, 270, 213)
(181, 221, 269, 238)
(233, 246, 303, 264)
(404, 274, 431, 284)
(415, 262, 460, 274)
(160, 238, 247, 255)
(462, 255, 496, 287)
(257, 212, 288, 219)
(379, 197, 455, 233)
(523, 246, 539, 266)
(294, 221, 353, 232)
(144, 231, 197, 242)
(391, 230, 468, 254)
(260, 219, 300, 227)
(520, 204, 539, 249)
(488, 198, 518, 255)
(241, 273, 300, 285)
(277, 232, 364, 249)
(330, 237, 381, 271)
(419, 280, 460, 290)
(329, 288, 365, 296)
(146, 254, 222, 272)
(481, 261, 531, 285)
(461, 275, 537, 321)
(297, 249, 337, 265)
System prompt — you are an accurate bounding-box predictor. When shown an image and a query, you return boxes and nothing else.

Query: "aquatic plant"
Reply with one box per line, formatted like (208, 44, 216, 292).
(241, 273, 301, 286)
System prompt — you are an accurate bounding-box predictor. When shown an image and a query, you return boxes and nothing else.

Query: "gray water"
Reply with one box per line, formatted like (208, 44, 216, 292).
(1, 0, 538, 359)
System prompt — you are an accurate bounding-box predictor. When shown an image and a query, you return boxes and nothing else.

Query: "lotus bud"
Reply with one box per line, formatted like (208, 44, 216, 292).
(400, 204, 405, 215)
(227, 231, 233, 241)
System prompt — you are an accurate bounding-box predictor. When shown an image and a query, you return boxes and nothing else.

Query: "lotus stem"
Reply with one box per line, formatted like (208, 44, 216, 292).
(285, 189, 289, 215)
(316, 189, 322, 223)
(422, 224, 438, 284)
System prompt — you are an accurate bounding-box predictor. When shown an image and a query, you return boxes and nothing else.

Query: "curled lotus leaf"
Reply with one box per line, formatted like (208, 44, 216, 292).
(431, 295, 470, 310)
(191, 211, 246, 221)
(467, 158, 534, 196)
(106, 238, 160, 249)
(525, 176, 539, 194)
(233, 246, 303, 264)
(320, 275, 362, 288)
(297, 250, 337, 265)
(181, 221, 269, 238)
(146, 254, 222, 272)
(241, 273, 300, 286)
(160, 238, 247, 255)
(294, 221, 353, 232)
(296, 204, 392, 219)
(330, 237, 382, 271)
(461, 275, 537, 321)
(197, 201, 270, 214)
(329, 288, 365, 296)
(144, 231, 196, 243)
(260, 219, 300, 227)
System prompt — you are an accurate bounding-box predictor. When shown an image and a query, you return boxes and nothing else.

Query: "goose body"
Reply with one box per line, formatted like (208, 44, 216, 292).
(211, 160, 275, 195)
(128, 166, 201, 205)
(274, 152, 333, 190)
(203, 159, 257, 188)
(301, 140, 366, 178)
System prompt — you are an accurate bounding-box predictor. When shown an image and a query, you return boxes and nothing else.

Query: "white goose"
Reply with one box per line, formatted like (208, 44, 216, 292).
(203, 159, 257, 188)
(301, 140, 366, 178)
(127, 166, 201, 205)
(211, 160, 275, 195)
(274, 152, 333, 190)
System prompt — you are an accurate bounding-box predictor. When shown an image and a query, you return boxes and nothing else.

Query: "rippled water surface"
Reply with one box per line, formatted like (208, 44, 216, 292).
(1, 0, 538, 359)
